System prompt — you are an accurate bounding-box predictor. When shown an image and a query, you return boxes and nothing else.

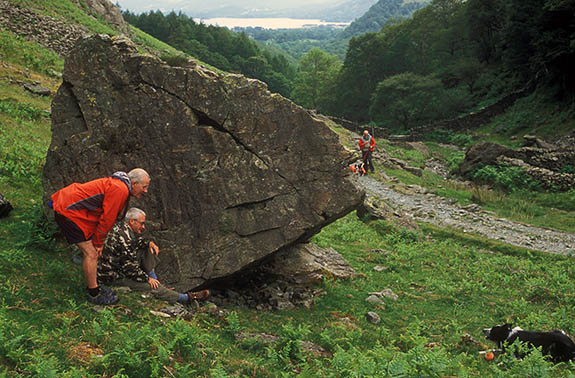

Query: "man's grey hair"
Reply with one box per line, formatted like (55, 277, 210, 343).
(128, 168, 150, 184)
(125, 207, 146, 221)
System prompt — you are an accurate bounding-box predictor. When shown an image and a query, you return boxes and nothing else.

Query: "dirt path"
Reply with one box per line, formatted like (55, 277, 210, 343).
(359, 175, 575, 256)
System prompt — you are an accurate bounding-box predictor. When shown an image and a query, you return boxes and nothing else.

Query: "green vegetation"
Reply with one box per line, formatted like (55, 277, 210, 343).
(290, 48, 341, 112)
(370, 72, 469, 131)
(423, 129, 475, 148)
(470, 165, 542, 192)
(340, 0, 430, 38)
(0, 29, 63, 75)
(4, 187, 575, 376)
(477, 93, 575, 142)
(121, 10, 296, 97)
(238, 26, 349, 61)
(329, 0, 575, 134)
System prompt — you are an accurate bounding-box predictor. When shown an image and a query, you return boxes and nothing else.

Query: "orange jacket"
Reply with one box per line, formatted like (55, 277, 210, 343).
(51, 172, 131, 247)
(359, 135, 375, 152)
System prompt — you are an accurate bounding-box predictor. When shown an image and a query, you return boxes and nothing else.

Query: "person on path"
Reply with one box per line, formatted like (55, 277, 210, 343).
(358, 130, 376, 173)
(50, 168, 150, 305)
(98, 207, 210, 304)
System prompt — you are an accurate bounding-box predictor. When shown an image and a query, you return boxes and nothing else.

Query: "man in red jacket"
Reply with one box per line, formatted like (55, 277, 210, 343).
(50, 168, 150, 305)
(358, 130, 376, 174)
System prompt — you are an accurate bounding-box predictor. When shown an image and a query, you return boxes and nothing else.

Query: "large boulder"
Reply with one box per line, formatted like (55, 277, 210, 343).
(43, 35, 364, 291)
(457, 142, 514, 176)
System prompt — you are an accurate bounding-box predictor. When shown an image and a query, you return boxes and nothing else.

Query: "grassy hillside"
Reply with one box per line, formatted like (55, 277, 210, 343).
(2, 1, 575, 376)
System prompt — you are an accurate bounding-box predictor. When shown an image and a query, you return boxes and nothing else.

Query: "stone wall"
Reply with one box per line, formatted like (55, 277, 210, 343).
(408, 87, 531, 139)
(0, 1, 88, 56)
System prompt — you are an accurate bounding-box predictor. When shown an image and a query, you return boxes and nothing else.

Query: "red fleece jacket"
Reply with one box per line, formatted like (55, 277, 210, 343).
(51, 174, 130, 247)
(358, 136, 375, 151)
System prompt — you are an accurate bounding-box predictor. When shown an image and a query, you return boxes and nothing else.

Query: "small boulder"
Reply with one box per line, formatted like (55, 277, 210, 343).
(365, 295, 385, 305)
(366, 311, 381, 324)
(369, 288, 399, 301)
(260, 243, 356, 285)
(23, 83, 51, 96)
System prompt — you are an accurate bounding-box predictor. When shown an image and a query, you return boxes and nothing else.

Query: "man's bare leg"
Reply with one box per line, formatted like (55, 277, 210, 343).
(76, 240, 98, 289)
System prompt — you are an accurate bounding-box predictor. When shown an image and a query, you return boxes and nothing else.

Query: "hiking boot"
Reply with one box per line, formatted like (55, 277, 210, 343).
(186, 289, 210, 302)
(87, 290, 119, 306)
(99, 286, 116, 296)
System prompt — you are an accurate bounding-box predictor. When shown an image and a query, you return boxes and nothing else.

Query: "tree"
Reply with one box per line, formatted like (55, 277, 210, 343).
(290, 48, 341, 112)
(450, 58, 484, 93)
(369, 72, 444, 130)
(465, 0, 505, 64)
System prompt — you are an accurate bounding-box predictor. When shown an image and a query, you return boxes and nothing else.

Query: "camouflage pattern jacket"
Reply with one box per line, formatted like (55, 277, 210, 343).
(97, 221, 149, 284)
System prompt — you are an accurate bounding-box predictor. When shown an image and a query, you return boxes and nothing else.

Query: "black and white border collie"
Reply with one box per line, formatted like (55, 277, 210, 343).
(483, 323, 575, 362)
(350, 162, 366, 176)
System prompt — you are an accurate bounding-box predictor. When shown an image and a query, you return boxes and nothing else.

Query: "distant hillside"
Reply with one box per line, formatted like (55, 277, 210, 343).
(122, 10, 297, 97)
(184, 0, 377, 22)
(316, 0, 379, 22)
(341, 0, 429, 38)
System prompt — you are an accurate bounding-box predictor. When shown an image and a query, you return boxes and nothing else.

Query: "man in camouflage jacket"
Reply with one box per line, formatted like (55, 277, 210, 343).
(98, 207, 209, 304)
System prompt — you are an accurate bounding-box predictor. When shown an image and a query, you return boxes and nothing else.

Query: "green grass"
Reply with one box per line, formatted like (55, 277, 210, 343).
(6, 0, 217, 73)
(129, 25, 183, 56)
(4, 205, 575, 375)
(474, 188, 575, 232)
(477, 92, 575, 144)
(0, 29, 64, 75)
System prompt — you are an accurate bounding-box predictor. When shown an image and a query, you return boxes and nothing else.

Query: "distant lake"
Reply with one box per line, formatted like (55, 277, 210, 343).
(194, 17, 350, 29)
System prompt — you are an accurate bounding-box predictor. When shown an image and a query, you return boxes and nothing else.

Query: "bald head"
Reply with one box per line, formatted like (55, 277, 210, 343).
(128, 168, 149, 185)
(128, 168, 150, 198)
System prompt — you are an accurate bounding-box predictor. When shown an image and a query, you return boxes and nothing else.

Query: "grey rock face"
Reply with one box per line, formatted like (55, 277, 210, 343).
(260, 243, 356, 285)
(73, 0, 130, 33)
(44, 35, 364, 291)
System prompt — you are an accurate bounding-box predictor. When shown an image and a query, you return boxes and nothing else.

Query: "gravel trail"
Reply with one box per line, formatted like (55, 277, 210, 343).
(359, 175, 575, 256)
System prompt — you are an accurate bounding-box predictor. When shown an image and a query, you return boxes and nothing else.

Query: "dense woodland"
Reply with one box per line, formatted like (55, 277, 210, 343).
(240, 0, 429, 60)
(237, 26, 348, 61)
(123, 0, 575, 133)
(339, 0, 429, 38)
(122, 10, 296, 97)
(328, 0, 575, 129)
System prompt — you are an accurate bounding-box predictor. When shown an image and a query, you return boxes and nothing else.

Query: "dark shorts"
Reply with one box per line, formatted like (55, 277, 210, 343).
(54, 213, 88, 244)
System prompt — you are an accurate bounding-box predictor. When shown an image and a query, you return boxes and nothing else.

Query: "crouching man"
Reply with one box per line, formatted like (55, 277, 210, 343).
(98, 207, 209, 304)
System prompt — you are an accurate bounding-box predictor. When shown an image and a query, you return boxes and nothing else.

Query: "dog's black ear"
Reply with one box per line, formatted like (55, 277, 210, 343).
(504, 323, 512, 330)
